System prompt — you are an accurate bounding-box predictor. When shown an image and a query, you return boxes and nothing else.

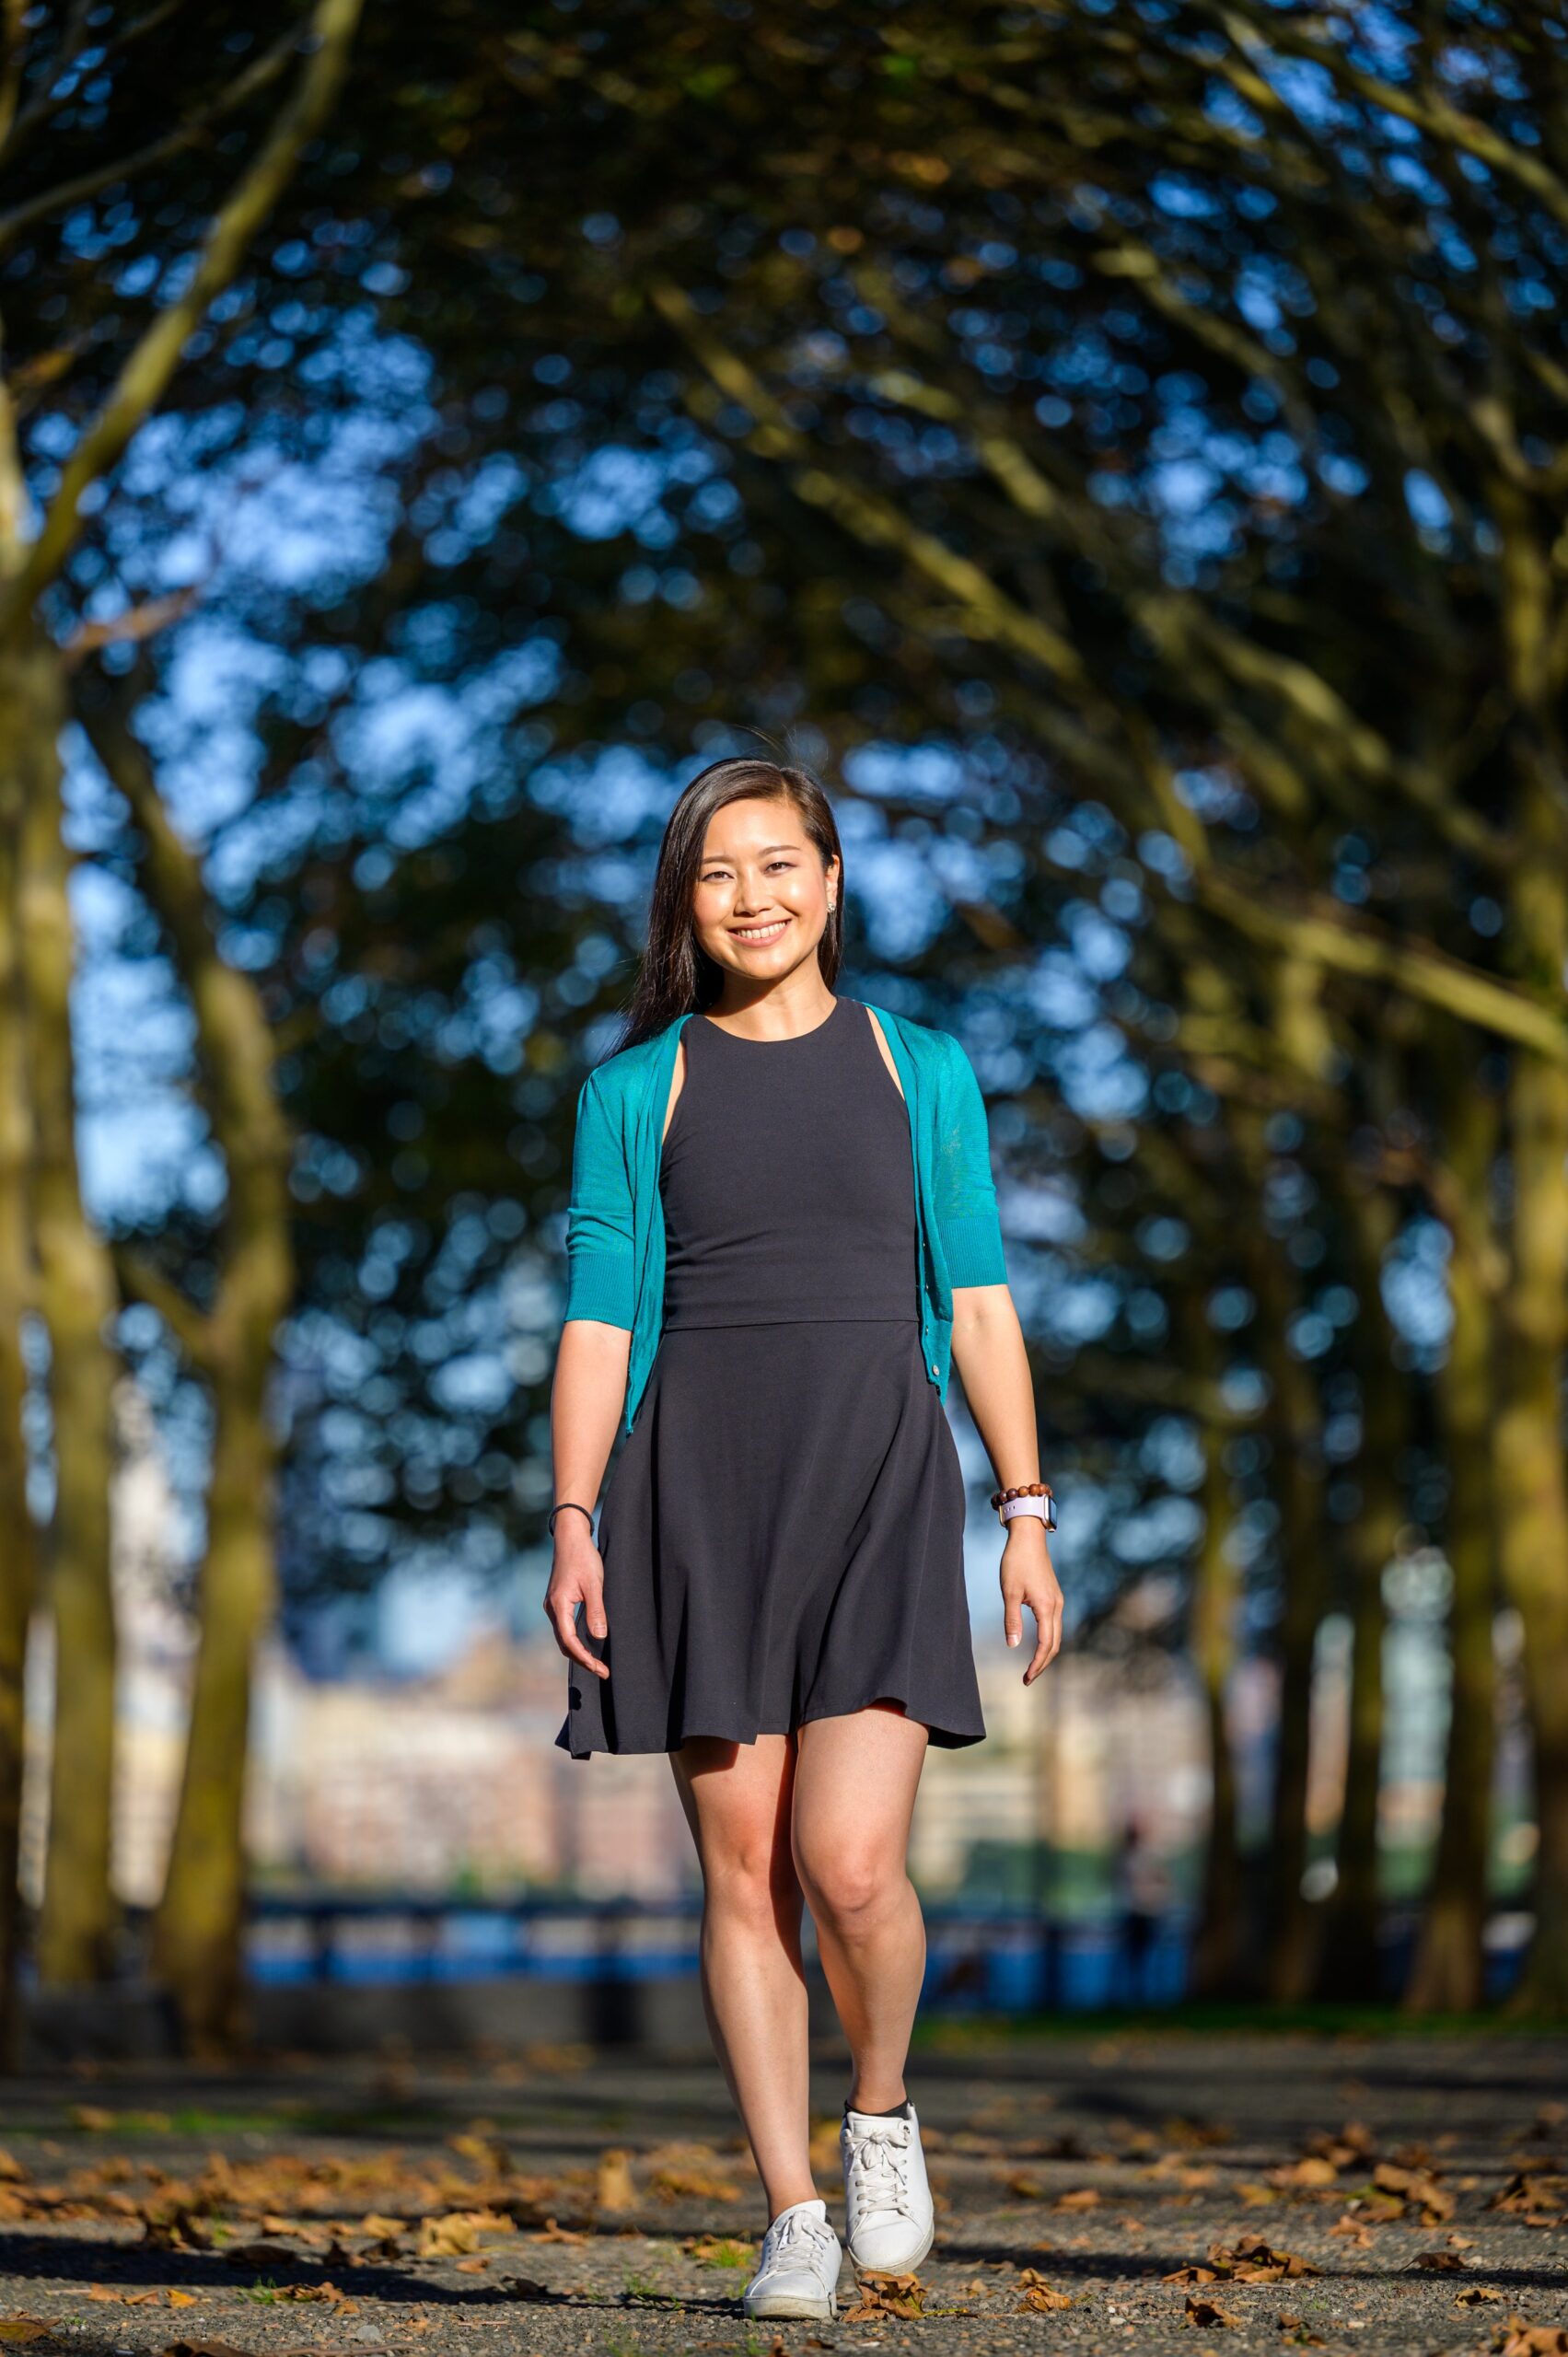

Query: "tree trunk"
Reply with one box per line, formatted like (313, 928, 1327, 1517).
(78, 694, 296, 2050)
(1249, 1222, 1329, 2003)
(0, 780, 39, 2061)
(1189, 1393, 1247, 1997)
(7, 631, 121, 1988)
(1494, 767, 1568, 2015)
(1318, 1184, 1402, 2002)
(149, 1385, 278, 2049)
(1405, 1039, 1500, 2015)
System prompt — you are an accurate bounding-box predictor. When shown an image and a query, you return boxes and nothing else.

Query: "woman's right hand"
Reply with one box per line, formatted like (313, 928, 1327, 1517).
(545, 1523, 610, 1679)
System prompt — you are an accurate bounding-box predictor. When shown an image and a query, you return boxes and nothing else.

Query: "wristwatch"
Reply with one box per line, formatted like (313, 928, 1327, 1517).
(990, 1480, 1057, 1530)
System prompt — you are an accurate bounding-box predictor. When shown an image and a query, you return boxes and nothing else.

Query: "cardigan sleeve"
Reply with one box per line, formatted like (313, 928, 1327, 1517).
(563, 1065, 637, 1329)
(933, 1033, 1009, 1288)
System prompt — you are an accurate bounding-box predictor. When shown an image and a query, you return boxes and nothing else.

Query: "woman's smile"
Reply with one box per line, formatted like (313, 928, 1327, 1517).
(729, 917, 791, 944)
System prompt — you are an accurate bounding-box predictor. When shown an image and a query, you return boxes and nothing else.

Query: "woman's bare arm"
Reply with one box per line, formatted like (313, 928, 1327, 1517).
(544, 1318, 633, 1682)
(948, 1283, 1063, 1685)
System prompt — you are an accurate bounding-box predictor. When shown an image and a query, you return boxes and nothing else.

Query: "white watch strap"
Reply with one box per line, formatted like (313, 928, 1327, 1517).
(1000, 1494, 1051, 1525)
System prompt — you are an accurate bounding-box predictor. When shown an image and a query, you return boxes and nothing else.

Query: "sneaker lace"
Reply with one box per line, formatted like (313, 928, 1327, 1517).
(764, 2206, 833, 2268)
(847, 2127, 913, 2220)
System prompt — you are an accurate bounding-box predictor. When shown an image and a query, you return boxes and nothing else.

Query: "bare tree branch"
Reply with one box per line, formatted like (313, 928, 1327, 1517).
(1197, 869, 1568, 1062)
(0, 0, 364, 644)
(0, 21, 303, 255)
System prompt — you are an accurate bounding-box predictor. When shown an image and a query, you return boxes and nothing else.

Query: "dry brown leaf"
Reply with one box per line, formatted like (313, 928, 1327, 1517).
(1457, 2287, 1504, 2307)
(1490, 2173, 1568, 2217)
(1017, 2269, 1073, 2312)
(357, 2212, 407, 2242)
(1412, 2249, 1467, 2271)
(649, 2162, 740, 2202)
(1055, 2186, 1101, 2210)
(1217, 2236, 1318, 2282)
(1276, 2314, 1327, 2345)
(1494, 2318, 1568, 2357)
(68, 2107, 115, 2132)
(842, 2269, 923, 2320)
(222, 2239, 296, 2268)
(1184, 2293, 1244, 2328)
(1269, 2156, 1339, 2189)
(595, 2150, 636, 2211)
(527, 2215, 587, 2243)
(416, 2207, 510, 2258)
(0, 2325, 56, 2343)
(0, 2154, 26, 2184)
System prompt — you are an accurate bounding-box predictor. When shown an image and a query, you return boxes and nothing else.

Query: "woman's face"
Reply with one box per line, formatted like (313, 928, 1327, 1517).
(691, 796, 839, 984)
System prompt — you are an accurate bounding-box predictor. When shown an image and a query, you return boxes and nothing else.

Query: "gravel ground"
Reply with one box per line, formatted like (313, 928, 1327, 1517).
(1, 2025, 1565, 2357)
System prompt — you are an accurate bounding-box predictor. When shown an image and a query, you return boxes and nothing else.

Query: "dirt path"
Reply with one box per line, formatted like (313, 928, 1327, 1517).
(1, 2026, 1564, 2356)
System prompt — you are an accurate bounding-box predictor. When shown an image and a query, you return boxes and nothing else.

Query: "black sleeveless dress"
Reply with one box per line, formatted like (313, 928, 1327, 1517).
(553, 995, 986, 1759)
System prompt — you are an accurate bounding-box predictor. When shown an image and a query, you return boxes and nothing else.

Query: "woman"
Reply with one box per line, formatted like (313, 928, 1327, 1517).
(545, 755, 1063, 2324)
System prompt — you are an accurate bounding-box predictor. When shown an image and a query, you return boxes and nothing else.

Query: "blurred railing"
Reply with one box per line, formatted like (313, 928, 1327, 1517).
(243, 1890, 1194, 2012)
(244, 1891, 1533, 2013)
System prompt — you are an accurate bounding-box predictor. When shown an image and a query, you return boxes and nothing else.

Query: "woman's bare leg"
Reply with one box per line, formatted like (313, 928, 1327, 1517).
(790, 1701, 930, 2112)
(669, 1732, 817, 2217)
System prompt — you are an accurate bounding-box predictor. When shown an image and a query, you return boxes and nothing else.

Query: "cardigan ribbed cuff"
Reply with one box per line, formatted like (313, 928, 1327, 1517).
(563, 1251, 636, 1330)
(938, 1212, 1010, 1289)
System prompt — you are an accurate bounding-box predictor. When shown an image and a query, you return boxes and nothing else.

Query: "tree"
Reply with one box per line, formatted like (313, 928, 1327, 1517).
(0, 0, 363, 2002)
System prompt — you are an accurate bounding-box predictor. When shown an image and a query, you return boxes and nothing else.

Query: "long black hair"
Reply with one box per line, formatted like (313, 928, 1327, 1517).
(608, 756, 846, 1055)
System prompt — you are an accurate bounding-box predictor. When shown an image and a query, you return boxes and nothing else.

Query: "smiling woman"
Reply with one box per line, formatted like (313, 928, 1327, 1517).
(543, 752, 1062, 2326)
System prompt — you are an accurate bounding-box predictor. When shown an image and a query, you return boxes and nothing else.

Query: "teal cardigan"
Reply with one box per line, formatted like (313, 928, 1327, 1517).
(563, 1000, 1010, 1434)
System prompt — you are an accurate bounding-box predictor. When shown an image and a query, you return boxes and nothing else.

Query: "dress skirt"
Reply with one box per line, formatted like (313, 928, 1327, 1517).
(555, 1317, 987, 1758)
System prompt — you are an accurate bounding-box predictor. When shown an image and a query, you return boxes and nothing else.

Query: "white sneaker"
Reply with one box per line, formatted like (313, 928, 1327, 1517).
(742, 2195, 843, 2321)
(840, 2100, 935, 2275)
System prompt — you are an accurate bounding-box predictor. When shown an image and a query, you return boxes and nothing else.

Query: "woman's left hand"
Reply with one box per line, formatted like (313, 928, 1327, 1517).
(1000, 1526, 1063, 1686)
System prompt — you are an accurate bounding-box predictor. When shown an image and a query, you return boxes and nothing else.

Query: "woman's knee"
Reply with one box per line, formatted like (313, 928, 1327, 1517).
(793, 1838, 902, 1932)
(703, 1832, 800, 1925)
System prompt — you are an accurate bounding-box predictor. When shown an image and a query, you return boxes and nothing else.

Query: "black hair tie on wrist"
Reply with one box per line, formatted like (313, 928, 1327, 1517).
(548, 1502, 595, 1537)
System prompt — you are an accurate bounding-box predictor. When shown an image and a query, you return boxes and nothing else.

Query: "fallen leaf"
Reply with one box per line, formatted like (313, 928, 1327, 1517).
(842, 2269, 923, 2321)
(1494, 2318, 1568, 2357)
(1184, 2293, 1243, 2328)
(1055, 2186, 1101, 2210)
(595, 2150, 636, 2211)
(1412, 2249, 1467, 2272)
(357, 2213, 407, 2242)
(0, 2324, 57, 2344)
(1456, 2287, 1504, 2308)
(1269, 2157, 1339, 2189)
(1017, 2268, 1073, 2313)
(649, 2161, 741, 2202)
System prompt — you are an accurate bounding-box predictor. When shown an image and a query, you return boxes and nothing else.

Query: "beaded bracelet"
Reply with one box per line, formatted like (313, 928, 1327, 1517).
(989, 1480, 1056, 1530)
